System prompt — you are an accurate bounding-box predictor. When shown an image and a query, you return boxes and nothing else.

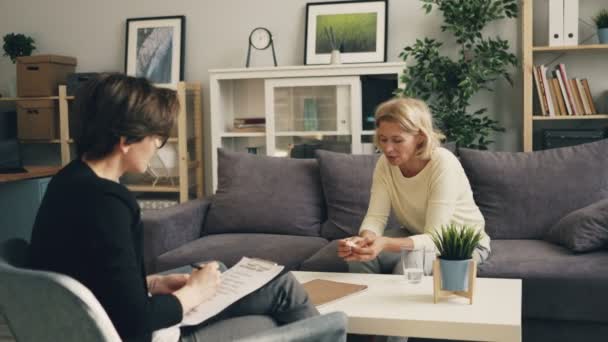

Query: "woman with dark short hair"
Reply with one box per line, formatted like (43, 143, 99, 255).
(27, 74, 323, 342)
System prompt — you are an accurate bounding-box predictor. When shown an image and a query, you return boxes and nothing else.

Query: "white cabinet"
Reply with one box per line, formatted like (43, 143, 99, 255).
(264, 76, 361, 157)
(209, 63, 404, 191)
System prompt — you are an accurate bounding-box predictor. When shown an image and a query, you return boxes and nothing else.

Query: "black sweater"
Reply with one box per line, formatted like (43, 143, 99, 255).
(28, 160, 182, 342)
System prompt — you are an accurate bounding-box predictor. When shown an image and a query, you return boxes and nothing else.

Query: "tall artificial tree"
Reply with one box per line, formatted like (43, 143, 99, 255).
(397, 0, 518, 149)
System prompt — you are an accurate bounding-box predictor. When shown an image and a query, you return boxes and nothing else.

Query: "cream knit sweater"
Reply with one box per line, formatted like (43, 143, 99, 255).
(359, 147, 491, 252)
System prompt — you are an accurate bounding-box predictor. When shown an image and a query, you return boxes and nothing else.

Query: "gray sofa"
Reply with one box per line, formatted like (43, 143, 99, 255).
(143, 141, 608, 342)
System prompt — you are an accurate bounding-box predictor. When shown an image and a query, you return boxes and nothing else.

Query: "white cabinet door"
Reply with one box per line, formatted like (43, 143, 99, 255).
(264, 76, 362, 157)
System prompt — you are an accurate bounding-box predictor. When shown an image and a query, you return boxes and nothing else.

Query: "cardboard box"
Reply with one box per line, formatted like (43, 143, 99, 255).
(17, 55, 77, 97)
(17, 100, 58, 139)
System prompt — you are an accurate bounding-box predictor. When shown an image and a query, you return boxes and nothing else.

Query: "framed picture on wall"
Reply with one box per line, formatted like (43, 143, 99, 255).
(125, 15, 185, 87)
(304, 0, 387, 65)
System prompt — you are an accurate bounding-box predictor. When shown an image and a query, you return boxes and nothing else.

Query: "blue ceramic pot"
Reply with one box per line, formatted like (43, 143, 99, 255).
(599, 28, 608, 44)
(439, 259, 470, 291)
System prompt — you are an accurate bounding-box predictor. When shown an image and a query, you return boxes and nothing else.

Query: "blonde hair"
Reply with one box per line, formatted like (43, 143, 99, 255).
(374, 97, 445, 160)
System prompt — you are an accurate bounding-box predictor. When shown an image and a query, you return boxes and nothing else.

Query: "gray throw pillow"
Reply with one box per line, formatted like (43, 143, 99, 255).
(545, 198, 608, 253)
(204, 149, 325, 237)
(459, 139, 608, 239)
(315, 150, 399, 240)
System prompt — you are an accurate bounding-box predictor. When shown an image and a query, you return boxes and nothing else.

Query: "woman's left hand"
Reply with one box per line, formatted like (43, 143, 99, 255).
(149, 274, 190, 295)
(344, 236, 387, 262)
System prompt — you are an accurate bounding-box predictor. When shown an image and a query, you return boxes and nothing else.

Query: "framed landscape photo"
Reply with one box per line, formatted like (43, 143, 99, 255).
(304, 0, 387, 65)
(125, 15, 185, 87)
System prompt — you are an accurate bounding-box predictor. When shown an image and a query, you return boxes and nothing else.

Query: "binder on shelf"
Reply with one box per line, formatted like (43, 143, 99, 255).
(563, 0, 579, 46)
(548, 0, 564, 46)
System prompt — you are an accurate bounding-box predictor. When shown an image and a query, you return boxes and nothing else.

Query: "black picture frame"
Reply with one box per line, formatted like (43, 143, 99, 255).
(304, 0, 388, 65)
(125, 15, 185, 86)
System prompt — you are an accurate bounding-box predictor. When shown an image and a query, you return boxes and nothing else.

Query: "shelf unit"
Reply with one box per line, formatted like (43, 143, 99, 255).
(0, 82, 204, 203)
(0, 86, 74, 166)
(522, 0, 608, 151)
(209, 62, 405, 192)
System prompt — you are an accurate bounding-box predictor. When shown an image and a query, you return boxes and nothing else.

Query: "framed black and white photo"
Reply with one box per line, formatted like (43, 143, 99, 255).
(304, 0, 387, 65)
(125, 15, 185, 87)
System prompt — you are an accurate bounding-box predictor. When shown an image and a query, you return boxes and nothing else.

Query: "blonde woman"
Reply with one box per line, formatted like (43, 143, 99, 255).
(337, 97, 491, 275)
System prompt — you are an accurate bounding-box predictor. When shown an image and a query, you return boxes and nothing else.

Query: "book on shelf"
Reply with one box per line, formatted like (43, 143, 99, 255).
(540, 65, 556, 116)
(575, 79, 591, 115)
(533, 65, 549, 116)
(301, 279, 368, 307)
(230, 126, 265, 133)
(581, 79, 597, 114)
(557, 64, 580, 115)
(234, 117, 265, 125)
(554, 69, 572, 115)
(550, 78, 566, 116)
(234, 123, 265, 128)
(569, 79, 585, 115)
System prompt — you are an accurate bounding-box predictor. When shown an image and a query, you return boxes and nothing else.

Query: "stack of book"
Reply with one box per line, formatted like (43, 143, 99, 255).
(533, 63, 597, 116)
(232, 117, 265, 132)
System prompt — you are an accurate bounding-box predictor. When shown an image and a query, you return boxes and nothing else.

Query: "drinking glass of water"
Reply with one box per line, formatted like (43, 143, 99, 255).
(401, 246, 435, 284)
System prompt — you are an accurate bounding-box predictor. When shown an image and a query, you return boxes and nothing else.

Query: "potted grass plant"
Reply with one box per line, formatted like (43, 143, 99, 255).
(323, 26, 342, 65)
(593, 9, 608, 44)
(431, 224, 482, 291)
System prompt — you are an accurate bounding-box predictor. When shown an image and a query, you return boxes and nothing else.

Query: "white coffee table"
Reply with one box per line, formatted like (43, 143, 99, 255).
(292, 271, 522, 342)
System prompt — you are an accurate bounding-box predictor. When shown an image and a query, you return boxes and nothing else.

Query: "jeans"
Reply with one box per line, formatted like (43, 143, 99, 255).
(234, 312, 348, 342)
(159, 263, 344, 342)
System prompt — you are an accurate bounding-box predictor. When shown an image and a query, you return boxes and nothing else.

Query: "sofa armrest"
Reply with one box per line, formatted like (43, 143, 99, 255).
(142, 197, 211, 273)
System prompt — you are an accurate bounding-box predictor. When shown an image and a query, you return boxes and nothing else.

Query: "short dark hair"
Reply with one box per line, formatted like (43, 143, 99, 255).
(74, 74, 178, 160)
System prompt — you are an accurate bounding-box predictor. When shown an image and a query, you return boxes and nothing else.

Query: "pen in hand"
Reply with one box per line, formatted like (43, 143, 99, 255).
(190, 263, 204, 270)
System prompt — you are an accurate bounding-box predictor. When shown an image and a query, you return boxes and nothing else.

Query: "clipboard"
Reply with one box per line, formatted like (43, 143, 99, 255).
(302, 279, 368, 307)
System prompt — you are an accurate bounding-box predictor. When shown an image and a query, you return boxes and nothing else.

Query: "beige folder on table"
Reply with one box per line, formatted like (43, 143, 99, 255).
(302, 279, 368, 307)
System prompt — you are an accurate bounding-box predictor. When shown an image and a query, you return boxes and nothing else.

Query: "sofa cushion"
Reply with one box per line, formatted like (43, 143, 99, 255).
(460, 139, 608, 239)
(315, 150, 399, 240)
(478, 239, 608, 322)
(155, 233, 328, 272)
(205, 149, 326, 237)
(545, 198, 608, 253)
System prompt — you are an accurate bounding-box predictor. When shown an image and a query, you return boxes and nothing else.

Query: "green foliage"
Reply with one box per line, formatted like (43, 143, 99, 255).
(3, 33, 36, 64)
(431, 224, 483, 261)
(593, 9, 608, 29)
(397, 0, 518, 149)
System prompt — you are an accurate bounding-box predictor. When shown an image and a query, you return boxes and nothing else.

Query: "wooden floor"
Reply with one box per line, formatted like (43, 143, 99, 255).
(0, 315, 15, 342)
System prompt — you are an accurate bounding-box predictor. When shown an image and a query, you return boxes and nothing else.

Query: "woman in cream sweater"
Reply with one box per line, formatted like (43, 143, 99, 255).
(338, 97, 491, 274)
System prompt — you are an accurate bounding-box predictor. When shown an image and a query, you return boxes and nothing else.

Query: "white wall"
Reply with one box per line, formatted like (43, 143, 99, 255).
(1, 0, 606, 191)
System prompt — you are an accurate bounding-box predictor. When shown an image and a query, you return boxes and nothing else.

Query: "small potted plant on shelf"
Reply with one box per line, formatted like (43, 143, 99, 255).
(593, 9, 608, 44)
(2, 33, 36, 97)
(2, 33, 36, 63)
(431, 224, 482, 292)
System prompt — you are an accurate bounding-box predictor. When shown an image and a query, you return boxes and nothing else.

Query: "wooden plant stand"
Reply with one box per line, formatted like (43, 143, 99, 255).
(433, 259, 477, 304)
